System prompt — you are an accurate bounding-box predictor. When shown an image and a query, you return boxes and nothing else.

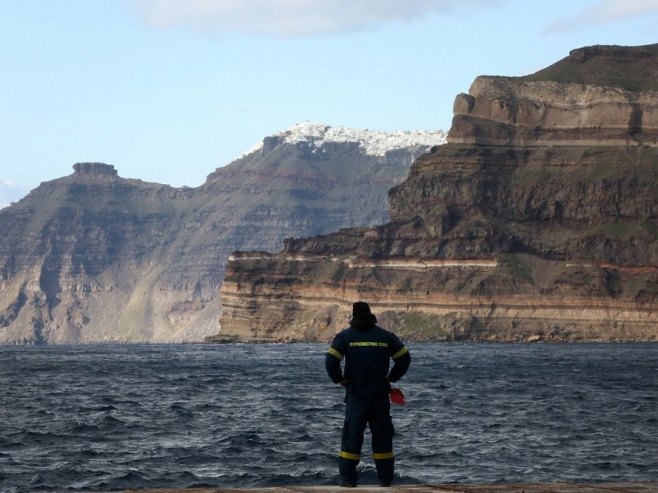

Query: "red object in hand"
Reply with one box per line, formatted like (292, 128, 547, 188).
(390, 387, 406, 405)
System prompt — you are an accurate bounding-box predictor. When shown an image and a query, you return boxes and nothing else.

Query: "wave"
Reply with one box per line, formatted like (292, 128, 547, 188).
(1, 343, 657, 492)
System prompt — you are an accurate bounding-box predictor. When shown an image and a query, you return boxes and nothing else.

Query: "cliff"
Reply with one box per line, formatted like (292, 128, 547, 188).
(0, 126, 445, 344)
(219, 45, 658, 343)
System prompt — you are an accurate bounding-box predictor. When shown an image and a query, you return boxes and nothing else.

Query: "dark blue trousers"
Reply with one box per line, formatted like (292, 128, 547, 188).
(338, 391, 395, 485)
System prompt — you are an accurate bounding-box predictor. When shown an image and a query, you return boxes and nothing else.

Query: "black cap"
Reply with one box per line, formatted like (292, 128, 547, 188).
(351, 301, 377, 326)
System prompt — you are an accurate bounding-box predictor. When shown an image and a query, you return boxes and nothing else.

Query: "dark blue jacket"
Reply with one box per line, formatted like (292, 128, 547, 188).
(325, 322, 410, 397)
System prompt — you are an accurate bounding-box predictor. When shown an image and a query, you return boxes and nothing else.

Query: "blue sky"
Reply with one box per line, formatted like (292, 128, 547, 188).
(1, 0, 658, 207)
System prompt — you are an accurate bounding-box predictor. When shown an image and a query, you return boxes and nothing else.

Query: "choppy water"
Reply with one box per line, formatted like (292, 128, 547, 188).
(1, 343, 656, 492)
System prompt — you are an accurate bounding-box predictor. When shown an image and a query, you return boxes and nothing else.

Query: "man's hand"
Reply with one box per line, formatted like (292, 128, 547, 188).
(339, 379, 352, 387)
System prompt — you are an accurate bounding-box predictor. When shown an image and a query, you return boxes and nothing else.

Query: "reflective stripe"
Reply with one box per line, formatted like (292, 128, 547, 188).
(392, 346, 408, 359)
(339, 451, 360, 461)
(373, 452, 395, 460)
(327, 347, 343, 360)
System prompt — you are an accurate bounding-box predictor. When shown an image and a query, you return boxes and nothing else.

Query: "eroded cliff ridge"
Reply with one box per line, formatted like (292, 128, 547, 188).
(0, 125, 445, 344)
(220, 45, 658, 342)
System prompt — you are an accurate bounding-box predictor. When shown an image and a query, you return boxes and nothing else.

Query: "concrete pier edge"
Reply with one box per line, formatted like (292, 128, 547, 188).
(119, 481, 658, 493)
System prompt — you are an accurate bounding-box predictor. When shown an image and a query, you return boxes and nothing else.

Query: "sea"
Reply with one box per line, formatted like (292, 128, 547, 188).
(1, 343, 656, 492)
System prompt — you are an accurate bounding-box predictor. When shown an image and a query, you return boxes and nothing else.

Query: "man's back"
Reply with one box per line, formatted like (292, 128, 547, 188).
(327, 324, 409, 396)
(324, 301, 411, 487)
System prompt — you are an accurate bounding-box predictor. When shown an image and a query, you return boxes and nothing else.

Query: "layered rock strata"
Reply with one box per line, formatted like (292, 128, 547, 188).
(220, 45, 658, 342)
(0, 126, 444, 344)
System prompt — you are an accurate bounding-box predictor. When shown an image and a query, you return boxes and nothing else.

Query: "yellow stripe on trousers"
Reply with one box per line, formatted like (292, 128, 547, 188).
(339, 451, 361, 461)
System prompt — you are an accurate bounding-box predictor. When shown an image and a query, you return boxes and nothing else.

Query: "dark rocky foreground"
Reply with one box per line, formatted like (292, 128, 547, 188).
(120, 482, 658, 492)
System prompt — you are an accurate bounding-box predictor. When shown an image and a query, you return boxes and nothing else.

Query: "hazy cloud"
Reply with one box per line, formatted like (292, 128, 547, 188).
(135, 0, 503, 37)
(0, 179, 27, 209)
(544, 0, 658, 33)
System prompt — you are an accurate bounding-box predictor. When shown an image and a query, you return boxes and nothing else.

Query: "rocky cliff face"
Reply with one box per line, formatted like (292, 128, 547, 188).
(219, 45, 658, 343)
(0, 126, 445, 344)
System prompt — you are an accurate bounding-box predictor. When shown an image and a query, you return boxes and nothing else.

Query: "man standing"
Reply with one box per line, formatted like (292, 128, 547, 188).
(325, 301, 411, 487)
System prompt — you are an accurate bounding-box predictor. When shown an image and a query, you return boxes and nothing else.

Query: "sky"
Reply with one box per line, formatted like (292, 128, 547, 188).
(1, 0, 658, 207)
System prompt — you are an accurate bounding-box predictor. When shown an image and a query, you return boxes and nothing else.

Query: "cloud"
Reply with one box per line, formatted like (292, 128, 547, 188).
(135, 0, 503, 37)
(0, 179, 27, 209)
(544, 0, 658, 33)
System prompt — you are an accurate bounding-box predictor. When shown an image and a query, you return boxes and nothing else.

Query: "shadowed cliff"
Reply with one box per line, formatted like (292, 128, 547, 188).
(219, 45, 658, 343)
